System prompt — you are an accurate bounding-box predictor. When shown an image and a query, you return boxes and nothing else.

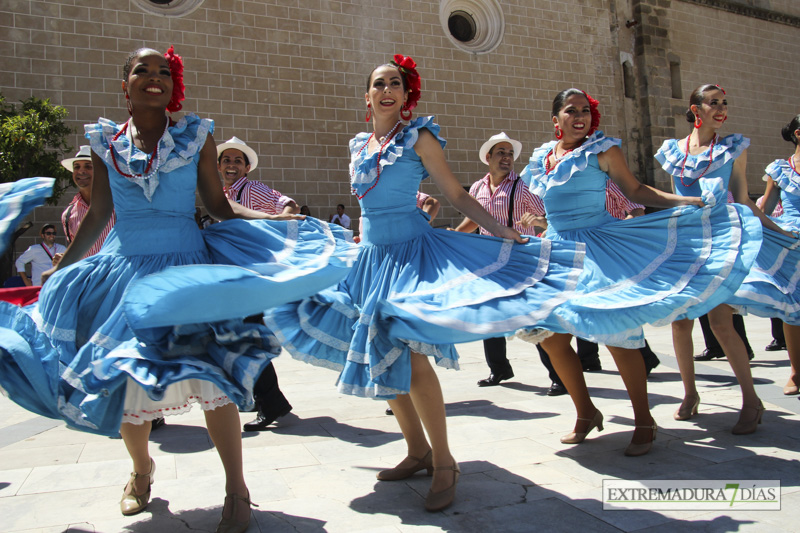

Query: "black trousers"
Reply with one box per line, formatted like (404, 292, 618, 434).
(244, 314, 292, 417)
(483, 336, 513, 375)
(699, 313, 752, 354)
(252, 364, 292, 418)
(771, 317, 786, 344)
(537, 339, 657, 388)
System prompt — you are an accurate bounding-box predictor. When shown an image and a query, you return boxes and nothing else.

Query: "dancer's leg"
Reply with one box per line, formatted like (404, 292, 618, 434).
(385, 393, 431, 460)
(707, 306, 759, 407)
(784, 323, 800, 393)
(406, 351, 454, 493)
(671, 318, 699, 409)
(204, 402, 249, 522)
(120, 421, 153, 495)
(607, 346, 655, 445)
(540, 333, 597, 431)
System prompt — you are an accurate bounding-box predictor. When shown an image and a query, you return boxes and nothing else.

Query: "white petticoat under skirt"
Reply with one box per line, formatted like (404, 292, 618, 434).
(122, 377, 231, 424)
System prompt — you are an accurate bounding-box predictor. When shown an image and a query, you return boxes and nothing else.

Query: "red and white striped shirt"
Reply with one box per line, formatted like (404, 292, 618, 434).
(416, 191, 429, 208)
(468, 171, 545, 236)
(61, 193, 117, 257)
(605, 181, 644, 220)
(224, 176, 294, 215)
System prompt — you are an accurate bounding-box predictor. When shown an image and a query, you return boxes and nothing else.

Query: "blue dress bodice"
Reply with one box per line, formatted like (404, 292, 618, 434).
(85, 115, 212, 256)
(350, 116, 444, 244)
(655, 134, 749, 203)
(765, 158, 800, 231)
(521, 132, 619, 234)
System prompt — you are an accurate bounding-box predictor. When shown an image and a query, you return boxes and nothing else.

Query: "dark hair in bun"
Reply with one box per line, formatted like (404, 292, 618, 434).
(781, 115, 800, 145)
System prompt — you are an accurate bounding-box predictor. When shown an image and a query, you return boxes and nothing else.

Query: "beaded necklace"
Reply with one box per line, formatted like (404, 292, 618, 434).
(544, 143, 576, 174)
(350, 120, 402, 200)
(110, 119, 168, 180)
(679, 134, 717, 187)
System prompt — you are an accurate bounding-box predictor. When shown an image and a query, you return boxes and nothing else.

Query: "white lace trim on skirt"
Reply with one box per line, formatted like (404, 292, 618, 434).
(122, 377, 231, 424)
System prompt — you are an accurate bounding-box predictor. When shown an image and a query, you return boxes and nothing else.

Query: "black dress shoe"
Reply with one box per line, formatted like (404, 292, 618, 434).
(694, 349, 725, 361)
(765, 339, 786, 352)
(243, 405, 292, 431)
(385, 407, 394, 416)
(582, 360, 602, 372)
(747, 350, 755, 361)
(477, 370, 514, 387)
(546, 382, 568, 396)
(150, 417, 166, 431)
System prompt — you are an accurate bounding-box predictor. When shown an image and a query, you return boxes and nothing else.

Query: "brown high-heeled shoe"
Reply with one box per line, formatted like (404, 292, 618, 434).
(424, 462, 460, 512)
(560, 410, 604, 444)
(120, 458, 155, 516)
(673, 395, 700, 421)
(784, 379, 799, 395)
(216, 490, 258, 533)
(731, 401, 765, 435)
(376, 450, 433, 481)
(624, 423, 657, 457)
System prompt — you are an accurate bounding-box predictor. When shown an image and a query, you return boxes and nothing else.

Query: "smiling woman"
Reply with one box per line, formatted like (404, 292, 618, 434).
(0, 46, 359, 533)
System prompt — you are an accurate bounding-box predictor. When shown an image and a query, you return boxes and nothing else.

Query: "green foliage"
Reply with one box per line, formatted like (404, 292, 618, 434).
(0, 93, 74, 203)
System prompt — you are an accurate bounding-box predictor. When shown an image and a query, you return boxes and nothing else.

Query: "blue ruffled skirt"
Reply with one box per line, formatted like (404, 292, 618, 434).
(265, 211, 584, 399)
(544, 201, 762, 347)
(727, 226, 800, 325)
(0, 180, 357, 436)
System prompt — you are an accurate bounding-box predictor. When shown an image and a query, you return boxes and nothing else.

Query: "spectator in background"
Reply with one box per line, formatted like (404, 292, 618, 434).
(329, 204, 351, 228)
(15, 224, 65, 286)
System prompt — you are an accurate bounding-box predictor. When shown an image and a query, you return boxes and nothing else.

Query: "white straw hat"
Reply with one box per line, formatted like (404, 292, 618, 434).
(60, 145, 92, 171)
(216, 136, 258, 171)
(479, 133, 522, 165)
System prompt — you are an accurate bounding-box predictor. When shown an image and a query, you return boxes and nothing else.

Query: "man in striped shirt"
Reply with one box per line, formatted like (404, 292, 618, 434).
(60, 146, 117, 258)
(217, 136, 297, 431)
(218, 136, 300, 216)
(454, 133, 544, 387)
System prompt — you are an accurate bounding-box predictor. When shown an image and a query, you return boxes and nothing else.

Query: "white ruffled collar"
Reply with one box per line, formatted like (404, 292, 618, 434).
(765, 158, 800, 197)
(520, 131, 620, 197)
(655, 134, 749, 180)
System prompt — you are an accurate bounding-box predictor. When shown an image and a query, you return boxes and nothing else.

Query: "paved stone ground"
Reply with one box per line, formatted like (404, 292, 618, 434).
(1, 316, 798, 532)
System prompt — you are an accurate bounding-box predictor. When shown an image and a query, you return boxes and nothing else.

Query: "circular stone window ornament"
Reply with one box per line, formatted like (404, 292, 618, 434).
(132, 0, 205, 17)
(440, 0, 505, 54)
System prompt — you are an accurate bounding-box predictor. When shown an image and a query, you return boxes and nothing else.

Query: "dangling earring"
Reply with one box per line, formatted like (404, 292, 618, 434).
(694, 115, 702, 129)
(365, 104, 372, 123)
(722, 116, 727, 123)
(400, 103, 412, 121)
(554, 125, 563, 140)
(125, 93, 132, 116)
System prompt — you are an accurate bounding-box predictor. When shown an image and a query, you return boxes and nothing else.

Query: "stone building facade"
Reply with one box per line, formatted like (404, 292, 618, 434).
(1, 0, 798, 257)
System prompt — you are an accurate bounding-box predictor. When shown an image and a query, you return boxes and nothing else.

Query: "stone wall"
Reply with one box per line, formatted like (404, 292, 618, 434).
(2, 0, 623, 257)
(1, 0, 798, 264)
(632, 0, 800, 191)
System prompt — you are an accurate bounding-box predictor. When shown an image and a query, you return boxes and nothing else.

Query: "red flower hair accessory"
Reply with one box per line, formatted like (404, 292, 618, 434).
(164, 45, 185, 113)
(581, 90, 601, 136)
(390, 54, 421, 111)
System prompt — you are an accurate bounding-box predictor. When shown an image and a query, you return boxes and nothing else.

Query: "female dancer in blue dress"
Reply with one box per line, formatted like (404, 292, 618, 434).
(740, 114, 800, 395)
(520, 88, 758, 456)
(656, 85, 798, 434)
(0, 47, 356, 533)
(265, 56, 587, 511)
